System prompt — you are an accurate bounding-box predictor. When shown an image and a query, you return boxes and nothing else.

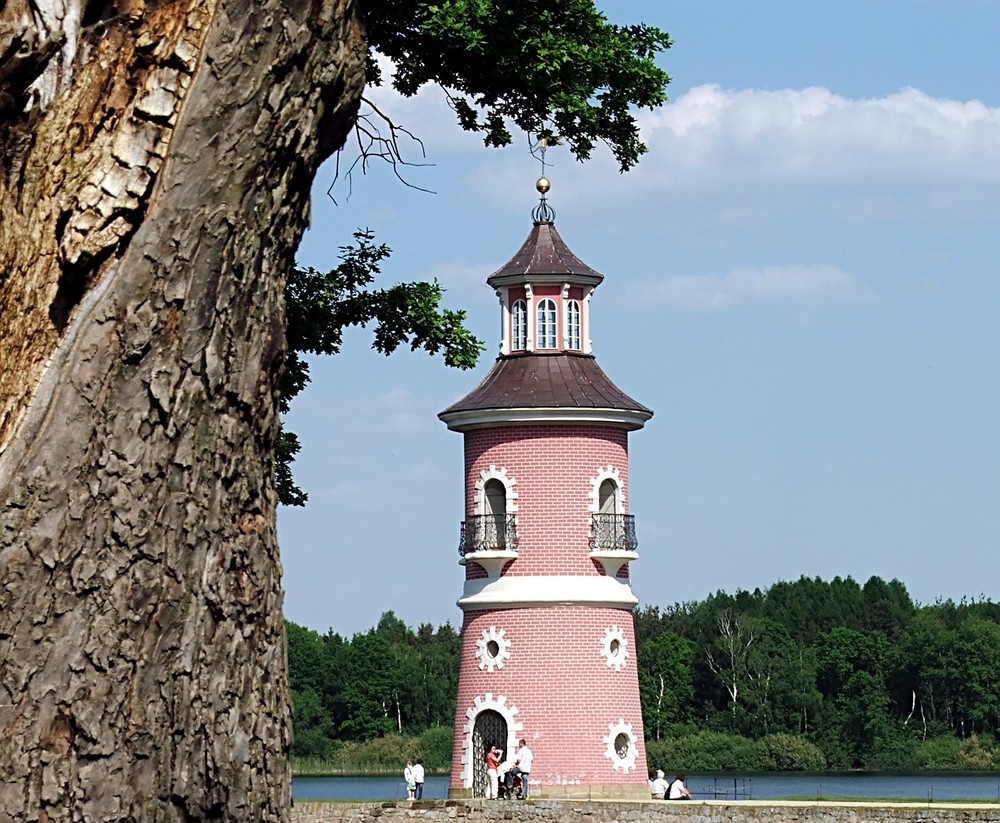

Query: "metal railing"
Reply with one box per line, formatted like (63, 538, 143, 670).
(589, 513, 638, 552)
(458, 514, 518, 557)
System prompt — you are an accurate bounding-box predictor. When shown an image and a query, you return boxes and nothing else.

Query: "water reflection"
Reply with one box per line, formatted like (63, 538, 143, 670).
(292, 773, 1000, 803)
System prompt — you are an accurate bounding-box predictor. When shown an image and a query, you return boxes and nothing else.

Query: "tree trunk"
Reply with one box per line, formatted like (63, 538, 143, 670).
(0, 1, 365, 819)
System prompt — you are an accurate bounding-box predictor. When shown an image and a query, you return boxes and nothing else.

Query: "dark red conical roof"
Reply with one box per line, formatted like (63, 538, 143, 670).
(440, 212, 652, 432)
(439, 353, 652, 431)
(486, 221, 604, 288)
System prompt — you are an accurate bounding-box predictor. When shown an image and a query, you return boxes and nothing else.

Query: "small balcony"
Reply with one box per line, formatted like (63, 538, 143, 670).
(458, 514, 518, 577)
(589, 513, 639, 577)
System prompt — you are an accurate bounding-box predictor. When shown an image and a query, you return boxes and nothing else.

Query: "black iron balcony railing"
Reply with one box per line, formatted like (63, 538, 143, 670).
(589, 513, 638, 553)
(458, 514, 519, 557)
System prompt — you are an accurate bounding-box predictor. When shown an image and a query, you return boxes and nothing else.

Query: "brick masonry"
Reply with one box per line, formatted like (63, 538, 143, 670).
(463, 425, 630, 579)
(451, 423, 646, 796)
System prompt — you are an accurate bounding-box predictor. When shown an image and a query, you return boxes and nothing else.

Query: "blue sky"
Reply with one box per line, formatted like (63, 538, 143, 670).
(279, 1, 1000, 636)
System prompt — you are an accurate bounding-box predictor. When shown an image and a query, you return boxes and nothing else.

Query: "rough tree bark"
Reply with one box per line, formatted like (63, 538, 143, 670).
(0, 0, 365, 819)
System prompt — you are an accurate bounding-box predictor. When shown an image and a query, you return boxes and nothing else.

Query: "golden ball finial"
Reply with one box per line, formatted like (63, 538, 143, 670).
(536, 176, 551, 195)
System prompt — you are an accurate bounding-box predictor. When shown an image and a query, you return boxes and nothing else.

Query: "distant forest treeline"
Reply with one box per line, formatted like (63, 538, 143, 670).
(287, 575, 1000, 772)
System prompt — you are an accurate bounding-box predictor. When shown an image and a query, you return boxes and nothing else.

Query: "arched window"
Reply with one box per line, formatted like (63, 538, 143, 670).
(536, 298, 557, 349)
(511, 300, 527, 350)
(566, 300, 581, 349)
(599, 479, 619, 515)
(484, 479, 507, 549)
(484, 479, 507, 518)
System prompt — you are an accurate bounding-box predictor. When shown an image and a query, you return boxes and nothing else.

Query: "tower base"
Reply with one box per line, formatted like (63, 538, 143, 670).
(448, 785, 651, 801)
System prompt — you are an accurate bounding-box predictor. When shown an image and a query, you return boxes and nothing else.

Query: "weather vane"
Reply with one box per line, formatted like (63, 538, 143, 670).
(530, 135, 555, 224)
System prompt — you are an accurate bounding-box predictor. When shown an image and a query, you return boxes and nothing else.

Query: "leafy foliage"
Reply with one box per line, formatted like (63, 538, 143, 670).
(279, 3, 672, 504)
(753, 733, 827, 771)
(364, 0, 670, 171)
(638, 631, 694, 739)
(288, 579, 1000, 773)
(647, 730, 756, 772)
(285, 611, 459, 755)
(278, 231, 484, 505)
(419, 725, 455, 771)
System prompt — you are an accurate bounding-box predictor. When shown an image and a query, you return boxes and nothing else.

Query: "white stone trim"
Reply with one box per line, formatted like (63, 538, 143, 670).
(459, 574, 637, 611)
(524, 283, 534, 352)
(498, 289, 509, 355)
(474, 465, 518, 515)
(560, 283, 571, 349)
(460, 694, 523, 789)
(583, 286, 595, 354)
(600, 625, 629, 672)
(475, 626, 512, 672)
(440, 406, 652, 432)
(603, 718, 639, 773)
(588, 466, 623, 514)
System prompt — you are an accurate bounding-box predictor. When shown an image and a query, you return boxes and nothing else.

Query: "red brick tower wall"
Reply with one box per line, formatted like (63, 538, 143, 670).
(449, 424, 648, 796)
(463, 425, 630, 579)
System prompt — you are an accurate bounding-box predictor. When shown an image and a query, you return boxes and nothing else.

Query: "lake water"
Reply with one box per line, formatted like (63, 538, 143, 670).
(292, 773, 1000, 803)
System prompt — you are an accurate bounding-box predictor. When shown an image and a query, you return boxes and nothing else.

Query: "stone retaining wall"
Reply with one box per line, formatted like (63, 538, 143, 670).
(291, 799, 1000, 823)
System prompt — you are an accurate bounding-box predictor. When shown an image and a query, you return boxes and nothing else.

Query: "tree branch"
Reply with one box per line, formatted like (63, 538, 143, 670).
(326, 95, 435, 203)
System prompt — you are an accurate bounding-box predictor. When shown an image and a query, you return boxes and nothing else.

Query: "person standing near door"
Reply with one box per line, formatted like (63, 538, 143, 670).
(505, 739, 533, 799)
(485, 746, 501, 798)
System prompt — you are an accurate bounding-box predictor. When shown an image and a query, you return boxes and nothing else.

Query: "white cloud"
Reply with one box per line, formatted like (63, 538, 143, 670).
(358, 68, 1000, 186)
(636, 264, 871, 309)
(632, 84, 1000, 186)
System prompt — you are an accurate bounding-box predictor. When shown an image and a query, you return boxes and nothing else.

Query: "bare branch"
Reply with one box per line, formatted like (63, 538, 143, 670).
(326, 95, 435, 204)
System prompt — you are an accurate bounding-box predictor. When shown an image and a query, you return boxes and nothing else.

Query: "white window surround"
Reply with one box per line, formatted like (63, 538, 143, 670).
(588, 466, 623, 513)
(460, 693, 523, 788)
(476, 625, 513, 672)
(583, 286, 594, 354)
(600, 625, 629, 672)
(524, 284, 534, 351)
(498, 290, 510, 355)
(474, 465, 518, 515)
(603, 718, 639, 773)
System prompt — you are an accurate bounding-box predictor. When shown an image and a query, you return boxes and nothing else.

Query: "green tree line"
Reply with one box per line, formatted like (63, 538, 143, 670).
(286, 612, 460, 771)
(287, 576, 1000, 772)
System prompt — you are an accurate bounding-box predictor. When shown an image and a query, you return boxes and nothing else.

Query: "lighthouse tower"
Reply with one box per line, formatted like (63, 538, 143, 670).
(439, 180, 653, 800)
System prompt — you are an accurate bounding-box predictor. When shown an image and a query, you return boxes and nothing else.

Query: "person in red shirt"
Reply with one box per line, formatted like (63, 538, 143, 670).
(485, 746, 502, 798)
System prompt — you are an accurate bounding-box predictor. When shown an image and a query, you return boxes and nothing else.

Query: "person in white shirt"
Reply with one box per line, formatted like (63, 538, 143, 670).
(650, 769, 668, 799)
(505, 739, 533, 798)
(412, 759, 425, 799)
(667, 773, 692, 800)
(403, 760, 416, 799)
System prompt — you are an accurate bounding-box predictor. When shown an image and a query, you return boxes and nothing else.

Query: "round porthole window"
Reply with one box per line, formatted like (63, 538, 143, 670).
(599, 625, 629, 671)
(603, 719, 638, 773)
(614, 733, 629, 758)
(475, 626, 512, 672)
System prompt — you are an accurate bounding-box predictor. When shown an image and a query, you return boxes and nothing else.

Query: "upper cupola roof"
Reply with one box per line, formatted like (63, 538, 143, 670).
(486, 220, 605, 290)
(439, 171, 653, 431)
(438, 353, 652, 432)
